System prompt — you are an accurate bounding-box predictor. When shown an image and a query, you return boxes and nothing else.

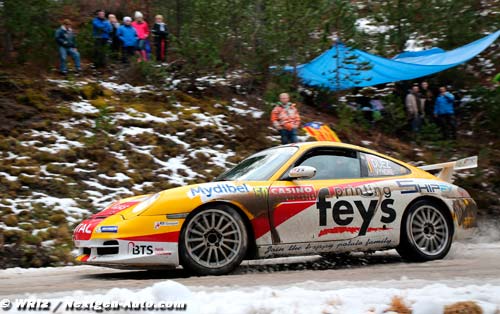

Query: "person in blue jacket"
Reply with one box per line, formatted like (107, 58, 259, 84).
(55, 19, 81, 74)
(434, 86, 456, 140)
(92, 9, 112, 68)
(117, 17, 138, 63)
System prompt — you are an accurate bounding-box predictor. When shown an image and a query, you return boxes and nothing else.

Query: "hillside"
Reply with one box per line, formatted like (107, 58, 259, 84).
(0, 69, 498, 268)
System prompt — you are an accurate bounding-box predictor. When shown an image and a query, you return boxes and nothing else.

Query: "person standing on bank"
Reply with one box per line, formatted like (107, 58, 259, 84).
(132, 11, 149, 62)
(108, 14, 121, 60)
(420, 81, 434, 121)
(405, 85, 422, 133)
(55, 19, 81, 75)
(271, 93, 301, 144)
(434, 86, 457, 140)
(92, 9, 112, 68)
(117, 17, 138, 63)
(152, 15, 168, 62)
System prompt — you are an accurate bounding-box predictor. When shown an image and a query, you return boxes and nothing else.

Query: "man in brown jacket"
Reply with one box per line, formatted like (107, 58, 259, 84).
(271, 93, 301, 144)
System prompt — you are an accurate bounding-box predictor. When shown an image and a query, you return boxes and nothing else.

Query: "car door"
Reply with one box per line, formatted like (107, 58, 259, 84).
(268, 147, 392, 244)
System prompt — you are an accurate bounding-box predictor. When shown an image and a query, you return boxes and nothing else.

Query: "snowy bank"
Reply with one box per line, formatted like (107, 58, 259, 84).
(3, 280, 499, 314)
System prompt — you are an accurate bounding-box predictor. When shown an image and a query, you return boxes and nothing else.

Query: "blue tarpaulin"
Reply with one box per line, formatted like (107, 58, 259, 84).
(282, 30, 500, 91)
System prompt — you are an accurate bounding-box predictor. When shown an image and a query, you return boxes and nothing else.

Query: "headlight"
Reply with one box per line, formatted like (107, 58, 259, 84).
(132, 193, 161, 214)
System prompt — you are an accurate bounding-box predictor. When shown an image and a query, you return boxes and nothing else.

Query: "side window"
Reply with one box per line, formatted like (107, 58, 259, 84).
(298, 152, 361, 180)
(360, 153, 410, 177)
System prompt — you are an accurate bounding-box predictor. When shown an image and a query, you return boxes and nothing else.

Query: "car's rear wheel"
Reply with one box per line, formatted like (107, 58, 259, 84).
(179, 205, 248, 275)
(397, 200, 453, 262)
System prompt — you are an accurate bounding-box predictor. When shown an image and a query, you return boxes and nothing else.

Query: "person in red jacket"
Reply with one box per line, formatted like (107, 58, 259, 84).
(132, 11, 149, 62)
(271, 93, 301, 144)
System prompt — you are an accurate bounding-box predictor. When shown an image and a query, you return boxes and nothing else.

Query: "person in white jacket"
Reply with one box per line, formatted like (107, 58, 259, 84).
(405, 85, 422, 133)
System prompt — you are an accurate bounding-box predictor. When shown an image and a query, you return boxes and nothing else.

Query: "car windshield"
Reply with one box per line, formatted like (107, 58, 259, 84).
(215, 146, 298, 181)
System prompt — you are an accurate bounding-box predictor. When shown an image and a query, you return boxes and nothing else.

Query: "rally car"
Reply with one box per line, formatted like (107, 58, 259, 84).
(74, 142, 478, 275)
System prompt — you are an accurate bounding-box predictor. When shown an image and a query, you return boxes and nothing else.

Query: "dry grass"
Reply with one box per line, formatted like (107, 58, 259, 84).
(384, 296, 411, 314)
(444, 301, 483, 314)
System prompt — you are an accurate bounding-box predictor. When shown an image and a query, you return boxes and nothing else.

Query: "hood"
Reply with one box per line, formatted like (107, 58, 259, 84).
(113, 181, 253, 220)
(90, 194, 150, 219)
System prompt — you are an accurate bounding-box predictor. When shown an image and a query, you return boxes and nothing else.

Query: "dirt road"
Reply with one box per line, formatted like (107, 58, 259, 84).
(1, 241, 499, 298)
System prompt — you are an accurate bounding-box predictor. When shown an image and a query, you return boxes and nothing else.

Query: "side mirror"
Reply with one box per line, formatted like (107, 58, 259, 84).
(289, 166, 316, 179)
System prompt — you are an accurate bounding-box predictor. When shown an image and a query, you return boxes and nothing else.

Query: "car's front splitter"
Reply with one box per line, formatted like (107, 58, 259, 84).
(74, 238, 179, 268)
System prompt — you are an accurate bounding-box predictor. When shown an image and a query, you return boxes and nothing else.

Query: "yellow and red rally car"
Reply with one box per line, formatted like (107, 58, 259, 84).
(74, 142, 477, 275)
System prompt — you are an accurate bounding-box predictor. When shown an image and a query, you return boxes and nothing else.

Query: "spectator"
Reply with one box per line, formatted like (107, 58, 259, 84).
(117, 17, 138, 63)
(420, 81, 434, 120)
(132, 11, 149, 62)
(434, 86, 456, 140)
(271, 93, 301, 144)
(108, 14, 121, 60)
(55, 19, 81, 75)
(405, 85, 422, 132)
(152, 15, 168, 62)
(92, 9, 112, 68)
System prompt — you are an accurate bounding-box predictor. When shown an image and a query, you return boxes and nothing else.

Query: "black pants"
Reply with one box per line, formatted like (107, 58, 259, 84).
(110, 38, 121, 60)
(437, 114, 457, 140)
(155, 38, 167, 62)
(93, 38, 109, 68)
(122, 46, 136, 63)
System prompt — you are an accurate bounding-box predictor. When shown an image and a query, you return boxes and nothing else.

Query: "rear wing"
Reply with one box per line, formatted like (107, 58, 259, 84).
(418, 156, 478, 183)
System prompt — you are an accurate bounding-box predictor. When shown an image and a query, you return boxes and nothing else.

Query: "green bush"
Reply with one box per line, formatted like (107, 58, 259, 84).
(380, 94, 407, 135)
(467, 87, 500, 136)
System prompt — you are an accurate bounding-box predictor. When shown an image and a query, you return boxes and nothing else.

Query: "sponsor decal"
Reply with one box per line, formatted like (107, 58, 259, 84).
(263, 237, 393, 256)
(316, 187, 396, 236)
(318, 226, 388, 237)
(73, 220, 101, 240)
(397, 180, 452, 194)
(269, 185, 316, 201)
(188, 183, 250, 200)
(365, 154, 395, 176)
(127, 242, 153, 255)
(92, 201, 141, 218)
(331, 185, 392, 199)
(97, 226, 118, 233)
(154, 247, 172, 256)
(153, 221, 179, 229)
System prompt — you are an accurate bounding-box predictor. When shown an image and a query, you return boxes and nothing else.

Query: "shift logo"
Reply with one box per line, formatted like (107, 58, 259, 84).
(397, 180, 452, 194)
(128, 242, 153, 255)
(188, 183, 250, 200)
(316, 187, 396, 236)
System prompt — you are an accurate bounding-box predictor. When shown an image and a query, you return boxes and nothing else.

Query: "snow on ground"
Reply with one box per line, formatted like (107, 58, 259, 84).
(0, 77, 267, 237)
(3, 279, 499, 314)
(70, 100, 99, 114)
(227, 98, 265, 118)
(355, 18, 393, 35)
(5, 192, 90, 222)
(100, 82, 154, 94)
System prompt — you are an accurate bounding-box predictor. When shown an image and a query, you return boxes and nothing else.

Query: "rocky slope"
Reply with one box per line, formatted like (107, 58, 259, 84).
(0, 70, 497, 268)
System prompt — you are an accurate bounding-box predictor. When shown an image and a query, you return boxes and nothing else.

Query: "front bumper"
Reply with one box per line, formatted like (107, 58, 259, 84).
(74, 238, 179, 268)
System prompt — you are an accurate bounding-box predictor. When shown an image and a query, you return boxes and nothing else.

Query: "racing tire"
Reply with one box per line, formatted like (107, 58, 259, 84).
(396, 200, 453, 262)
(179, 204, 248, 276)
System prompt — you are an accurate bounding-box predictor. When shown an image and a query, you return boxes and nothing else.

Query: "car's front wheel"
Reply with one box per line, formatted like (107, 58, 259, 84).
(397, 200, 453, 262)
(179, 205, 248, 275)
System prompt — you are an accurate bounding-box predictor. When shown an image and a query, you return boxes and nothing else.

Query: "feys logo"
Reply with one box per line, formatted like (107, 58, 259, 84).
(316, 187, 396, 237)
